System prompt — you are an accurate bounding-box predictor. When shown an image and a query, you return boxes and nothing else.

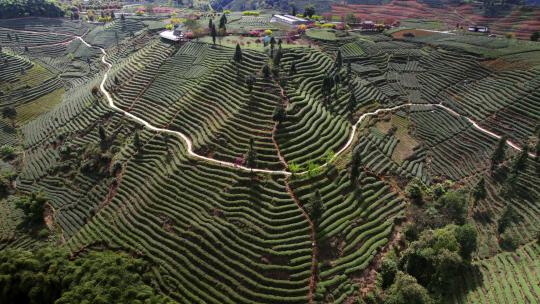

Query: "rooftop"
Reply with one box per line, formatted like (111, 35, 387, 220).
(272, 14, 307, 23)
(160, 30, 184, 41)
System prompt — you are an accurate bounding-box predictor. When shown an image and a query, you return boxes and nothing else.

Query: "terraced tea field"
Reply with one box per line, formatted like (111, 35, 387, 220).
(0, 15, 539, 304)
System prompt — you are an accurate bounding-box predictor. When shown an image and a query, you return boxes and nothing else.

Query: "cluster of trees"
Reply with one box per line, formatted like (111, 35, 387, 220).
(0, 247, 175, 304)
(486, 131, 539, 250)
(321, 50, 354, 114)
(15, 191, 48, 225)
(379, 223, 477, 304)
(0, 0, 64, 18)
(490, 134, 532, 199)
(372, 181, 479, 303)
(207, 13, 227, 44)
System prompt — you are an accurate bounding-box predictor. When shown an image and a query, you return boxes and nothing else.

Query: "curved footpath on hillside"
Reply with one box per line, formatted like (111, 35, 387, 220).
(12, 29, 530, 176)
(86, 35, 537, 174)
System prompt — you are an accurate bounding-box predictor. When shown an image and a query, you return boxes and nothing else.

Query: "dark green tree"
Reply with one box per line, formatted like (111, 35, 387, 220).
(456, 224, 478, 260)
(262, 64, 270, 79)
(246, 138, 257, 169)
(348, 91, 356, 118)
(273, 47, 282, 68)
(436, 190, 468, 225)
(406, 178, 424, 205)
(98, 126, 107, 144)
(491, 135, 507, 171)
(15, 192, 47, 225)
(400, 225, 466, 293)
(303, 4, 315, 18)
(289, 61, 297, 76)
(498, 205, 519, 234)
(308, 189, 325, 222)
(384, 272, 433, 304)
(233, 43, 242, 63)
(270, 37, 276, 57)
(245, 74, 256, 93)
(2, 106, 17, 127)
(133, 131, 142, 152)
(335, 50, 343, 70)
(472, 177, 486, 201)
(0, 0, 64, 18)
(350, 146, 362, 183)
(219, 13, 227, 29)
(511, 145, 529, 173)
(210, 23, 217, 45)
(273, 104, 286, 123)
(531, 31, 540, 42)
(0, 247, 174, 304)
(380, 258, 398, 288)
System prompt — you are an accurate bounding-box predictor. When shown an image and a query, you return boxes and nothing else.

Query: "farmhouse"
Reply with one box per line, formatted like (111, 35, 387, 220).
(271, 14, 308, 26)
(159, 28, 185, 42)
(468, 25, 489, 33)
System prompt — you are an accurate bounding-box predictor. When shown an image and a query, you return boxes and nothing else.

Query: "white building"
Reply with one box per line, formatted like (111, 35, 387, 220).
(271, 14, 308, 26)
(468, 25, 489, 33)
(160, 29, 184, 42)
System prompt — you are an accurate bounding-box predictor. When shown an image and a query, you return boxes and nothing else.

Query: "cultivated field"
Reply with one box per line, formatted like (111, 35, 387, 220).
(0, 13, 539, 304)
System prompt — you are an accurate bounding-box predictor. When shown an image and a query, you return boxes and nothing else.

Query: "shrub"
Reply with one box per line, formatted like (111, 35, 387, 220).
(242, 11, 260, 16)
(436, 190, 468, 225)
(499, 232, 518, 251)
(497, 205, 519, 234)
(406, 178, 424, 205)
(15, 192, 48, 225)
(288, 162, 302, 175)
(400, 225, 474, 293)
(0, 145, 16, 160)
(384, 272, 433, 304)
(380, 258, 398, 288)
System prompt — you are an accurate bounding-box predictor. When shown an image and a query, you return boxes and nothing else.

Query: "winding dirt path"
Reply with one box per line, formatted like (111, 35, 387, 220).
(7, 24, 537, 304)
(8, 26, 533, 174)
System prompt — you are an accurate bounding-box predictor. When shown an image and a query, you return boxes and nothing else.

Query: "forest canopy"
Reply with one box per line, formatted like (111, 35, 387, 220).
(0, 247, 176, 304)
(0, 0, 64, 18)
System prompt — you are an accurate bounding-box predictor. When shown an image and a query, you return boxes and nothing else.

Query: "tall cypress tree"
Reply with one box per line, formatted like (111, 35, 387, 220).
(233, 44, 242, 63)
(219, 13, 227, 29)
(289, 62, 297, 76)
(211, 23, 217, 46)
(350, 147, 362, 183)
(491, 135, 507, 170)
(335, 50, 343, 70)
(348, 91, 357, 118)
(511, 145, 529, 173)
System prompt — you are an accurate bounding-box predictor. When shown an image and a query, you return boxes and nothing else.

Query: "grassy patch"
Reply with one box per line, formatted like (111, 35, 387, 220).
(400, 19, 447, 31)
(373, 114, 418, 164)
(16, 88, 64, 125)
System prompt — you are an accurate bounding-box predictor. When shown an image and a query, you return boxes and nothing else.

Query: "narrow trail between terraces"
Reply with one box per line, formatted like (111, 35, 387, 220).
(7, 26, 537, 303)
(94, 40, 535, 173)
(10, 28, 534, 176)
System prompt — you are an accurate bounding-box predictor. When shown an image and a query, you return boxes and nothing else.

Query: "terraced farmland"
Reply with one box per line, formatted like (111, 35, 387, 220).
(0, 15, 539, 304)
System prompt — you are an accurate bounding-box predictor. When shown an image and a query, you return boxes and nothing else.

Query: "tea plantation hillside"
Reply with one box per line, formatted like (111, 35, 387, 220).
(0, 15, 539, 304)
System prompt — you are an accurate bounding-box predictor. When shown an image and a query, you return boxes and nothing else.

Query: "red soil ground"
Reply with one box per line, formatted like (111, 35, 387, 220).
(332, 0, 540, 39)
